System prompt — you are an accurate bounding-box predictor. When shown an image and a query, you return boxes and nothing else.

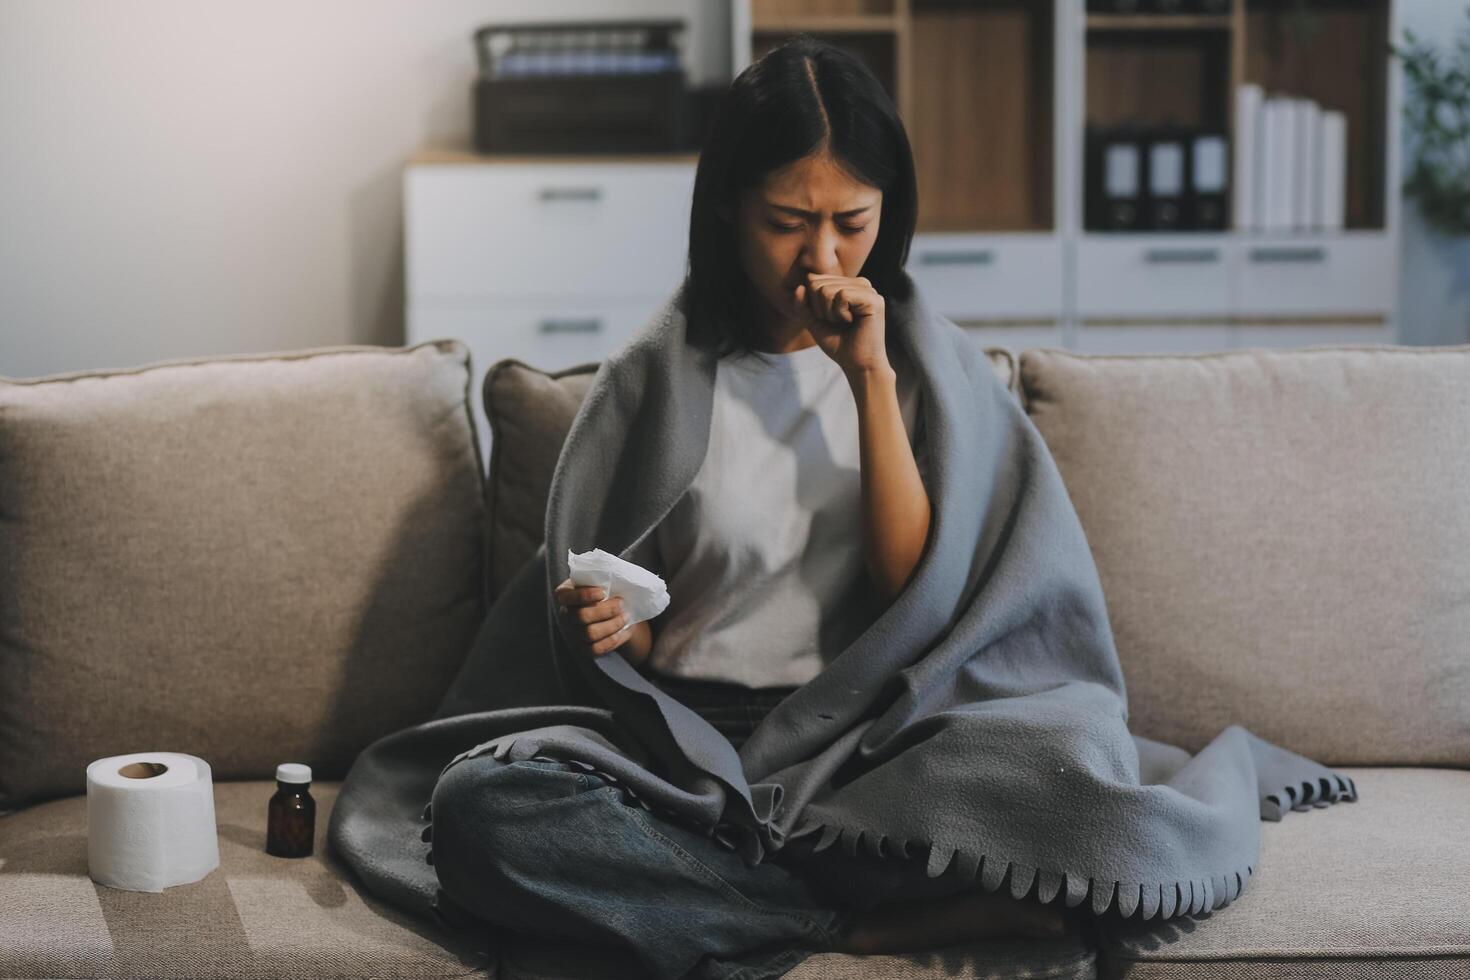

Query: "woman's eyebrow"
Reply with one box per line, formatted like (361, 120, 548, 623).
(767, 201, 875, 218)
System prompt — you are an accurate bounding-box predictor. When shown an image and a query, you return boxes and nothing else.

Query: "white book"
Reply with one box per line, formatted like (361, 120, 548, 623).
(1260, 98, 1283, 231)
(1320, 110, 1348, 231)
(1234, 83, 1263, 230)
(1299, 99, 1323, 232)
(1258, 98, 1275, 231)
(1280, 97, 1300, 232)
(1287, 99, 1300, 230)
(1302, 100, 1323, 230)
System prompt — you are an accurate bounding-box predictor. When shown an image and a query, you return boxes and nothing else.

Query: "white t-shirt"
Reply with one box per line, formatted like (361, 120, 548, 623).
(629, 341, 928, 688)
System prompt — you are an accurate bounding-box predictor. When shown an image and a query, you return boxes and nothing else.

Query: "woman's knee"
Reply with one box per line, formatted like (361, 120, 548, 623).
(427, 756, 610, 926)
(435, 756, 594, 816)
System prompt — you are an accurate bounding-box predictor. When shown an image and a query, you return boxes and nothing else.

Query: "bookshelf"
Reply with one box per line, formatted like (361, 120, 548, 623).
(733, 0, 1402, 352)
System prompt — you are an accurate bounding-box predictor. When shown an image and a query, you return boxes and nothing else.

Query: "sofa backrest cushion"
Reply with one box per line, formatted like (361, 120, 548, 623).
(1019, 345, 1470, 767)
(482, 346, 1019, 604)
(482, 359, 601, 606)
(0, 341, 486, 810)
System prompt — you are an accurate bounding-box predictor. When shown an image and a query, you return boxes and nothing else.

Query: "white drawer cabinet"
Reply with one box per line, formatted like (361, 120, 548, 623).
(1077, 235, 1233, 318)
(906, 234, 1064, 321)
(409, 298, 668, 464)
(1233, 233, 1396, 318)
(1075, 232, 1397, 327)
(405, 156, 696, 464)
(406, 161, 694, 302)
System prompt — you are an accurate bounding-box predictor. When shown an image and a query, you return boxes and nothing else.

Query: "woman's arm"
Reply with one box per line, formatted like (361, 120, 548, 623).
(621, 618, 655, 670)
(850, 364, 932, 605)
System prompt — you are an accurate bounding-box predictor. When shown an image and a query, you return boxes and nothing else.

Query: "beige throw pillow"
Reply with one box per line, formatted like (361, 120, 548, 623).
(1019, 344, 1470, 767)
(0, 342, 486, 809)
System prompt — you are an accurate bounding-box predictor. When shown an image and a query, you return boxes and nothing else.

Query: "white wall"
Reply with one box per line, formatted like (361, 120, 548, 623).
(0, 0, 722, 379)
(2, 0, 1465, 380)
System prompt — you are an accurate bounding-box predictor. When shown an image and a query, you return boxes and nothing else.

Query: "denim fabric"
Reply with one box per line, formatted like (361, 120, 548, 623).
(424, 673, 852, 980)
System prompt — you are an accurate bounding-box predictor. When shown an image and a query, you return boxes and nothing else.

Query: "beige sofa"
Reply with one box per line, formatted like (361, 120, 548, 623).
(2, 337, 1466, 980)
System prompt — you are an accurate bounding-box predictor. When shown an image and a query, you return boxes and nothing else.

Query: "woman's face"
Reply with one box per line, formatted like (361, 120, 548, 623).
(721, 150, 882, 347)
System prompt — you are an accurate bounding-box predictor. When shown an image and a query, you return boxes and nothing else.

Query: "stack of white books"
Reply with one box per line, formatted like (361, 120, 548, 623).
(1232, 83, 1348, 233)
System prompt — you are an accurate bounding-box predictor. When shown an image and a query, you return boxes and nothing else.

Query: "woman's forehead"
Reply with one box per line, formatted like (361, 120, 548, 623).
(748, 180, 881, 215)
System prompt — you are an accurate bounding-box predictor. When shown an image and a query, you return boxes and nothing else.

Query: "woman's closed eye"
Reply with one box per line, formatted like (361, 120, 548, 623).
(768, 220, 868, 234)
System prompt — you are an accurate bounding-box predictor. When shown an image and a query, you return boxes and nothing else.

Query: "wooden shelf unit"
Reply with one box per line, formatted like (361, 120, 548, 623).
(730, 0, 1401, 350)
(746, 0, 1055, 233)
(1085, 0, 1391, 231)
(741, 0, 1395, 234)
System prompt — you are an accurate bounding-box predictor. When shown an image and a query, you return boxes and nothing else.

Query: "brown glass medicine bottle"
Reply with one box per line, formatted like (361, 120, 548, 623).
(266, 763, 316, 858)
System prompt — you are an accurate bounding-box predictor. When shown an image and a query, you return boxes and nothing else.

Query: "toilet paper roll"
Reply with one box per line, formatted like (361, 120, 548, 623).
(86, 751, 221, 892)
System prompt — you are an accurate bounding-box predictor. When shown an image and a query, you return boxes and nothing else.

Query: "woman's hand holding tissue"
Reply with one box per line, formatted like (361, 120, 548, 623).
(557, 547, 671, 668)
(553, 577, 653, 664)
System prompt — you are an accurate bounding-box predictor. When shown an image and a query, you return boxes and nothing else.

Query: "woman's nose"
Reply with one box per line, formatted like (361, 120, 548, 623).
(801, 229, 843, 275)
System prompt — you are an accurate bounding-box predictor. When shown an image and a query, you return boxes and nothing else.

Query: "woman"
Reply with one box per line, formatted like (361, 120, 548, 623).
(341, 35, 1359, 980)
(494, 32, 1070, 972)
(409, 27, 1358, 980)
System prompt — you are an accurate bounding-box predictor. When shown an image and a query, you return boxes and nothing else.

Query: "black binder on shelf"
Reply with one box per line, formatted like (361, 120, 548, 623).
(1188, 131, 1230, 230)
(1088, 125, 1231, 232)
(1085, 125, 1144, 232)
(1144, 128, 1188, 231)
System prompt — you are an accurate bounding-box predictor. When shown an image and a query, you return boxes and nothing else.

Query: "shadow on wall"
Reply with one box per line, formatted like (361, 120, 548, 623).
(348, 158, 408, 349)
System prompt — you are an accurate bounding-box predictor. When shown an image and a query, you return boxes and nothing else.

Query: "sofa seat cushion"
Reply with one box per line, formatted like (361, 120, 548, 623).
(497, 916, 1097, 979)
(0, 779, 495, 979)
(480, 346, 1020, 604)
(1097, 767, 1470, 979)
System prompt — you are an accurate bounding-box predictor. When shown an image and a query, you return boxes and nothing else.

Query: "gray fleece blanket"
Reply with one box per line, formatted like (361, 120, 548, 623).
(328, 269, 1357, 930)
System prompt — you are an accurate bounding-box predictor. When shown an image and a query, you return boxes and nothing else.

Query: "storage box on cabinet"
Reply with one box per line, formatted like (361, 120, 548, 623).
(405, 162, 695, 302)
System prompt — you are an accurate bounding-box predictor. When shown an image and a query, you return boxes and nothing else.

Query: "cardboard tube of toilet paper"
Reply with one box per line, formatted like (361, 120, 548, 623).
(86, 751, 221, 892)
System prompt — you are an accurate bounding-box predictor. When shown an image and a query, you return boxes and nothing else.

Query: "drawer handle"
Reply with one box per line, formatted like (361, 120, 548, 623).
(918, 249, 994, 266)
(1143, 247, 1220, 264)
(1249, 246, 1327, 264)
(538, 318, 603, 335)
(538, 186, 603, 202)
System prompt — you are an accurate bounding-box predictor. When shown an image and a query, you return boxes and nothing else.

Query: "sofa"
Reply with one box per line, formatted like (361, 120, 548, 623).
(1, 336, 1466, 980)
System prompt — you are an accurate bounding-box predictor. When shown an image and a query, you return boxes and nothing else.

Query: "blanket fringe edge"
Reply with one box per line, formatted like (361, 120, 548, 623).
(786, 770, 1358, 921)
(447, 734, 1360, 921)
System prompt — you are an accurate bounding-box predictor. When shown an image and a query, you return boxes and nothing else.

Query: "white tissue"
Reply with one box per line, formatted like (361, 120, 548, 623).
(86, 751, 220, 892)
(567, 547, 670, 628)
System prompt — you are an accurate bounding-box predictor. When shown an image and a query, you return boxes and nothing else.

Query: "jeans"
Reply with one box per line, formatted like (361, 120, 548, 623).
(650, 672, 802, 752)
(422, 673, 1067, 979)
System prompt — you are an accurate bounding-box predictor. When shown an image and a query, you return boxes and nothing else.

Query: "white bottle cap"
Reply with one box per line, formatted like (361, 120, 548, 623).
(276, 763, 312, 784)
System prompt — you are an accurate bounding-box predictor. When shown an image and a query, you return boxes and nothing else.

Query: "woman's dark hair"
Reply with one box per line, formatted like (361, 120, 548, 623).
(685, 34, 919, 358)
